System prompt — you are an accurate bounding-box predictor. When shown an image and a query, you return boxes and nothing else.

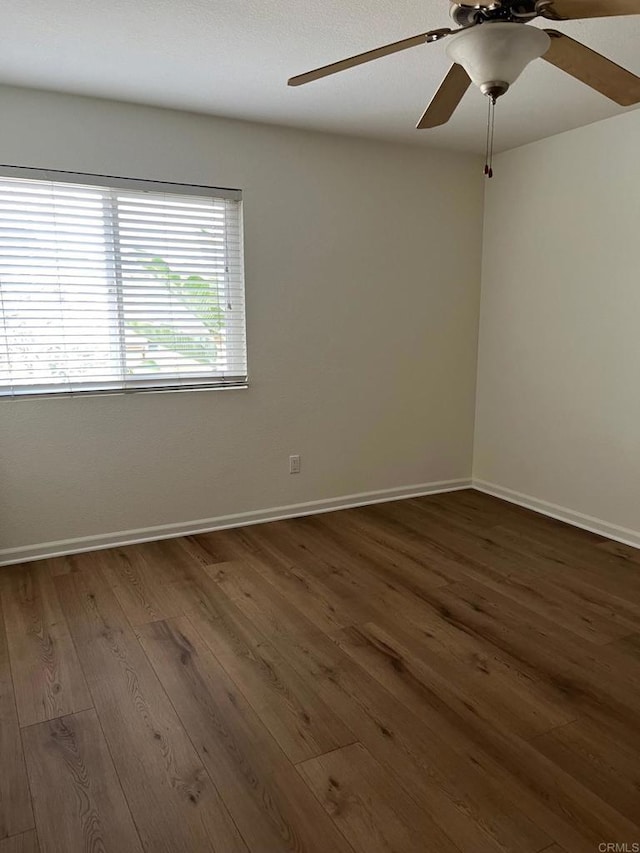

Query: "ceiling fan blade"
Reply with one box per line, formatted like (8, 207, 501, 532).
(416, 64, 471, 129)
(539, 0, 640, 19)
(543, 30, 640, 105)
(288, 28, 452, 86)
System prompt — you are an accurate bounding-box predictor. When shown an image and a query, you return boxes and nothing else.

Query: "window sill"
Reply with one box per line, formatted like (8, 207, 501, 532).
(1, 383, 249, 402)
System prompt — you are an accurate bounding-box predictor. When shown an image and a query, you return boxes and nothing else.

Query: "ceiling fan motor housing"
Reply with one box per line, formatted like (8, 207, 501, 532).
(446, 22, 551, 98)
(449, 1, 547, 27)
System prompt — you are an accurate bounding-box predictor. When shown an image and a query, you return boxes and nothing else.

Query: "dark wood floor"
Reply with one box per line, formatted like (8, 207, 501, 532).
(1, 490, 640, 853)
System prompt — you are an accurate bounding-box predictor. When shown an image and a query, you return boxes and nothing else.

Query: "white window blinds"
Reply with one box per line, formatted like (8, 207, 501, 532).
(0, 169, 247, 398)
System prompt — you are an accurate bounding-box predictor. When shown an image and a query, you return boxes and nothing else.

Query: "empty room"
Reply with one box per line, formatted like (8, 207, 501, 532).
(0, 1, 639, 851)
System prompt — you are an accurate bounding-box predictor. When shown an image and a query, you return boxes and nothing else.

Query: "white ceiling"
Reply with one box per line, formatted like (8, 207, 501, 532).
(1, 0, 639, 153)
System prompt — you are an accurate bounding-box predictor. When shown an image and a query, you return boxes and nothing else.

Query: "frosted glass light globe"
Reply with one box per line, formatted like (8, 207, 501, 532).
(446, 23, 551, 97)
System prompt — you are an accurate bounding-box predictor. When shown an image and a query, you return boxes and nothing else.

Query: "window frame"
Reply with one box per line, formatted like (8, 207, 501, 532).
(0, 166, 247, 400)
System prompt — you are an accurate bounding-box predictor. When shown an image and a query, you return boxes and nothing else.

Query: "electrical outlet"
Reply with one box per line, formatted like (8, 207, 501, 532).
(289, 454, 301, 474)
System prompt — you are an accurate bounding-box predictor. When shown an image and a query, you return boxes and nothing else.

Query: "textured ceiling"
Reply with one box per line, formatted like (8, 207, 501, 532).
(1, 0, 639, 153)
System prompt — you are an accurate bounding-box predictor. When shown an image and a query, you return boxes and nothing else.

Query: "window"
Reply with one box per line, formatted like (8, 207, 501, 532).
(0, 169, 246, 398)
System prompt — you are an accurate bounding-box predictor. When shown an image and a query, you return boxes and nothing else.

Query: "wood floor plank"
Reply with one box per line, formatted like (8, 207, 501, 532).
(611, 632, 640, 662)
(183, 532, 241, 566)
(334, 620, 574, 739)
(209, 550, 358, 634)
(296, 511, 458, 595)
(22, 709, 142, 853)
(208, 543, 640, 851)
(427, 580, 640, 738)
(297, 742, 457, 853)
(0, 564, 92, 727)
(0, 831, 39, 853)
(363, 500, 637, 644)
(3, 490, 640, 853)
(304, 521, 640, 742)
(207, 558, 355, 639)
(210, 575, 553, 853)
(37, 558, 76, 579)
(202, 522, 339, 578)
(485, 525, 640, 635)
(38, 553, 98, 578)
(97, 546, 189, 625)
(133, 538, 225, 585)
(0, 598, 33, 840)
(408, 495, 640, 602)
(210, 551, 576, 739)
(531, 717, 640, 825)
(597, 539, 640, 563)
(414, 491, 600, 550)
(137, 616, 355, 853)
(372, 607, 577, 730)
(210, 556, 620, 850)
(54, 569, 248, 853)
(308, 509, 468, 590)
(413, 489, 514, 528)
(184, 568, 356, 763)
(331, 613, 639, 851)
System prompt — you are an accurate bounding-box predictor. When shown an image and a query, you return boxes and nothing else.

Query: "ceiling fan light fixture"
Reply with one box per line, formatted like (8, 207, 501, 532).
(446, 22, 551, 97)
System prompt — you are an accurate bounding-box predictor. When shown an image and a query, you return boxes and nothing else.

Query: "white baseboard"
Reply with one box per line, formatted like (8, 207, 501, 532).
(473, 479, 640, 551)
(0, 478, 472, 567)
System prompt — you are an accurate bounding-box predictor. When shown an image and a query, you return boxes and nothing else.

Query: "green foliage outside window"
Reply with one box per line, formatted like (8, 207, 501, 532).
(126, 256, 225, 370)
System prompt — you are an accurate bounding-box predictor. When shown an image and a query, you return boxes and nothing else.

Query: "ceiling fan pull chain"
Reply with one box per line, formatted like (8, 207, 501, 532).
(484, 97, 491, 176)
(484, 95, 496, 178)
(490, 97, 497, 177)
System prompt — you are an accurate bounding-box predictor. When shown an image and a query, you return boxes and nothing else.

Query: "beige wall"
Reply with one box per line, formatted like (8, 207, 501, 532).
(474, 109, 640, 537)
(0, 86, 484, 556)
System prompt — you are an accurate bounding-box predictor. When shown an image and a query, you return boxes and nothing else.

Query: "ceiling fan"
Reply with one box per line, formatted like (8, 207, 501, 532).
(287, 0, 640, 135)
